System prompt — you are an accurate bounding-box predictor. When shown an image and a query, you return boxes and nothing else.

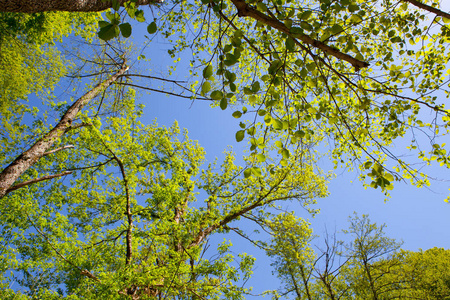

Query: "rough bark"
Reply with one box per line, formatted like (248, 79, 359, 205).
(0, 61, 129, 199)
(0, 0, 163, 13)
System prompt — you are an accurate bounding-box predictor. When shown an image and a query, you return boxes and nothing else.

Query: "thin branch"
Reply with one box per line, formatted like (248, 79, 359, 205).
(103, 145, 134, 266)
(117, 82, 213, 101)
(121, 73, 187, 84)
(5, 171, 72, 195)
(43, 145, 75, 156)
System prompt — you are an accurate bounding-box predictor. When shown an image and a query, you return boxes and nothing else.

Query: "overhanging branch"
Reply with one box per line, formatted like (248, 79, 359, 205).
(227, 0, 370, 70)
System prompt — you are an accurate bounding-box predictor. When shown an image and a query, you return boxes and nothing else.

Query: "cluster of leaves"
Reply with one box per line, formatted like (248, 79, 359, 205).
(97, 0, 158, 40)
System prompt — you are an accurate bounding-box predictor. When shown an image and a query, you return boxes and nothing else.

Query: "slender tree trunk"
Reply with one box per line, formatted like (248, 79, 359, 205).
(0, 0, 162, 13)
(0, 61, 129, 199)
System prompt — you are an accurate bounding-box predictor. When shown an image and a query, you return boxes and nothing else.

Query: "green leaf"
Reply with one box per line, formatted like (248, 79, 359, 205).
(273, 119, 283, 130)
(98, 24, 119, 41)
(135, 10, 145, 22)
(147, 22, 157, 34)
(364, 161, 373, 169)
(349, 14, 363, 24)
(348, 4, 359, 12)
(331, 24, 344, 35)
(257, 154, 266, 162)
(251, 81, 260, 93)
(290, 27, 304, 36)
(251, 167, 262, 177)
(119, 23, 132, 38)
(232, 111, 242, 118)
(105, 12, 119, 23)
(300, 21, 313, 31)
(244, 168, 252, 178)
(300, 11, 312, 20)
(203, 65, 213, 79)
(210, 90, 224, 100)
(111, 0, 120, 11)
(125, 1, 136, 18)
(384, 173, 394, 181)
(220, 98, 228, 110)
(201, 81, 211, 95)
(236, 130, 245, 142)
(98, 21, 110, 28)
(286, 37, 295, 51)
(223, 44, 232, 52)
(281, 148, 290, 159)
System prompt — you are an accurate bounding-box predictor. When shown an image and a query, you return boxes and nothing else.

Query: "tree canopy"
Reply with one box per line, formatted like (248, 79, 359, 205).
(1, 0, 450, 299)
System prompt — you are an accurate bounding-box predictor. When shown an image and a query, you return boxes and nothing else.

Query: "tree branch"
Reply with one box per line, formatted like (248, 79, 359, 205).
(227, 0, 370, 69)
(4, 171, 72, 195)
(43, 145, 75, 156)
(105, 146, 134, 266)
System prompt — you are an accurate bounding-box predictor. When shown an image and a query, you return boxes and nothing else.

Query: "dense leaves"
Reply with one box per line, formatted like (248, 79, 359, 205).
(0, 100, 327, 298)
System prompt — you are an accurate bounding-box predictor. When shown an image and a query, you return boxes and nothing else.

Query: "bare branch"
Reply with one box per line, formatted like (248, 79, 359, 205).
(117, 82, 213, 101)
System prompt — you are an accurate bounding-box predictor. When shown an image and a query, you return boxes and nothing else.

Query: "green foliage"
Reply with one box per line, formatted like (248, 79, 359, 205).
(2, 0, 450, 298)
(0, 98, 328, 298)
(0, 11, 98, 109)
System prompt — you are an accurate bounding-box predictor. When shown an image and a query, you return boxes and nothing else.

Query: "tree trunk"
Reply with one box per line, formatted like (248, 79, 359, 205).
(0, 0, 162, 13)
(0, 61, 129, 199)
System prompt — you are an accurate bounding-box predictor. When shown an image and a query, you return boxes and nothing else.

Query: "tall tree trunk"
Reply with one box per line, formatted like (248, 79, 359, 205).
(0, 61, 129, 199)
(0, 0, 162, 13)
